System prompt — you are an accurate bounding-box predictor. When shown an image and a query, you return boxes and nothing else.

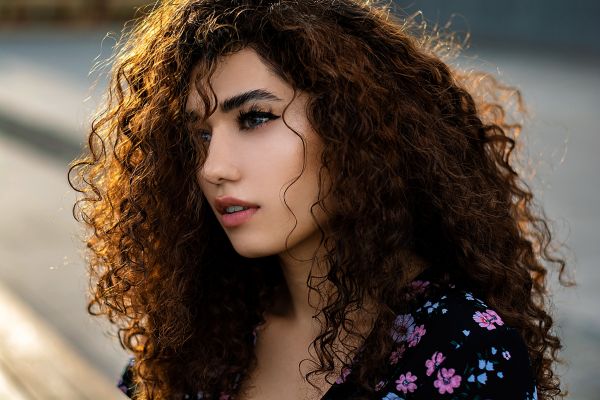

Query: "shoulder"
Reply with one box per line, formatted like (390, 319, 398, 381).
(378, 283, 538, 399)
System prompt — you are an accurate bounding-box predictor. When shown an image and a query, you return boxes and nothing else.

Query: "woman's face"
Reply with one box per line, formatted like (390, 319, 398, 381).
(186, 48, 329, 260)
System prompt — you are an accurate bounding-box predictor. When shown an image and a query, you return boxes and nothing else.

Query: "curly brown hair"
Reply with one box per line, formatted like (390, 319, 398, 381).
(69, 0, 569, 398)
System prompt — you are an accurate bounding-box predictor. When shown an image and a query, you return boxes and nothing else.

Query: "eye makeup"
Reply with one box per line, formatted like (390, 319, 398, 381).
(194, 104, 280, 142)
(236, 104, 280, 131)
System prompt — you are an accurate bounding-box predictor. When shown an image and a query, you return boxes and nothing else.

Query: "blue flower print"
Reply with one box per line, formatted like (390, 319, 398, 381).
(478, 359, 494, 371)
(117, 267, 538, 400)
(382, 392, 404, 400)
(477, 373, 488, 384)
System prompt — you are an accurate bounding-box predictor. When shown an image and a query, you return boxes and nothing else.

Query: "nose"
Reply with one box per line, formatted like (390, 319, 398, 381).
(198, 130, 241, 185)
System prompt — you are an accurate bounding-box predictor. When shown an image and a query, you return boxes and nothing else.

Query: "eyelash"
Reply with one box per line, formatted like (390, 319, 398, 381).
(198, 105, 279, 142)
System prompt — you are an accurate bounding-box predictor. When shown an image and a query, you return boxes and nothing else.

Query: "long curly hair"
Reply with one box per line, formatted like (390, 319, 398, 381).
(69, 0, 569, 398)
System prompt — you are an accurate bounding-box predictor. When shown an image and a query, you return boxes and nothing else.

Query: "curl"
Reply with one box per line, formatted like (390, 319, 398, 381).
(69, 1, 569, 398)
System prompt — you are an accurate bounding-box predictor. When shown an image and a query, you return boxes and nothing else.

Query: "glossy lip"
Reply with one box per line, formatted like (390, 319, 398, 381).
(221, 206, 259, 228)
(214, 196, 260, 215)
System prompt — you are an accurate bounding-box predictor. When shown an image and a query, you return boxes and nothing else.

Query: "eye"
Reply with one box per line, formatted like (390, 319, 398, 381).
(237, 104, 279, 131)
(195, 105, 280, 143)
(198, 131, 212, 143)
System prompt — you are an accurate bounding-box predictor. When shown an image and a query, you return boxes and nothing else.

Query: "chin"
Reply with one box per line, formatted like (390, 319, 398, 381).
(229, 240, 283, 259)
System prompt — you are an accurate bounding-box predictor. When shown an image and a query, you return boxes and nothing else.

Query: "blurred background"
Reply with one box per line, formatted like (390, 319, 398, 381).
(0, 0, 598, 398)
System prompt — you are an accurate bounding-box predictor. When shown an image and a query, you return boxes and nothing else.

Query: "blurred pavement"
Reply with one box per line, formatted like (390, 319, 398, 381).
(0, 28, 599, 398)
(0, 27, 130, 385)
(466, 48, 600, 399)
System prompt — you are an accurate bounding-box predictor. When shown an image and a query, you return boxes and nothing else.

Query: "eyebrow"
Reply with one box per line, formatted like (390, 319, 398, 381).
(221, 89, 283, 113)
(187, 88, 283, 120)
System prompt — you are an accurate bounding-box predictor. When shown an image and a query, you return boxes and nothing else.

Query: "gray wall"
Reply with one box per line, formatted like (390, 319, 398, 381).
(396, 0, 600, 55)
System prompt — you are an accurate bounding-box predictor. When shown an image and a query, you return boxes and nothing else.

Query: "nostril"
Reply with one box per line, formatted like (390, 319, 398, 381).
(198, 168, 222, 185)
(198, 161, 240, 185)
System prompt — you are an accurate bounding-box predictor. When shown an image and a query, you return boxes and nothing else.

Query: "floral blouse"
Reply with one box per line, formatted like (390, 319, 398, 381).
(118, 268, 538, 399)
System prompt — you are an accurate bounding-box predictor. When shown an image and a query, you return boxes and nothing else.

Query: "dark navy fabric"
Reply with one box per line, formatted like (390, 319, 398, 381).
(118, 268, 537, 399)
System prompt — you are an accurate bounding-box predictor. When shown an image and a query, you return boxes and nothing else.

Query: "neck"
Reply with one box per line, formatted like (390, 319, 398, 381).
(272, 246, 428, 319)
(272, 240, 329, 324)
(271, 235, 379, 347)
(264, 241, 428, 373)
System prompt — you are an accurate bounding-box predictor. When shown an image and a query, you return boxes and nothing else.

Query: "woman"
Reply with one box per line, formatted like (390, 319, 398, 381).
(69, 0, 567, 399)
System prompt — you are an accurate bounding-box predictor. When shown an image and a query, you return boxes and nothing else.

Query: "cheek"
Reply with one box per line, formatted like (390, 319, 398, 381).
(243, 134, 305, 192)
(279, 137, 326, 222)
(196, 172, 211, 199)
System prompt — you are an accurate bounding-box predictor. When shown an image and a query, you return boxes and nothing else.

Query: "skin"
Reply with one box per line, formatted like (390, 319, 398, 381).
(186, 48, 422, 399)
(186, 48, 331, 325)
(187, 48, 339, 398)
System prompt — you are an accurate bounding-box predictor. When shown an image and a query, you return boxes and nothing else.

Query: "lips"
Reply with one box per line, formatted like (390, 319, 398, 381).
(214, 195, 260, 215)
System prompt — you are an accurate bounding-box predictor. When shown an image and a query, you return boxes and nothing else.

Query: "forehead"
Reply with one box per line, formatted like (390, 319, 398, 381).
(186, 48, 292, 116)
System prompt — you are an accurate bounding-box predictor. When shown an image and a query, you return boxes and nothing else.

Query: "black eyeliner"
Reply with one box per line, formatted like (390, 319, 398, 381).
(236, 104, 279, 130)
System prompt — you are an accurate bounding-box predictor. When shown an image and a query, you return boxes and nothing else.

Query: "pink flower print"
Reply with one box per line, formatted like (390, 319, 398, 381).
(391, 314, 415, 343)
(117, 383, 128, 395)
(411, 280, 429, 289)
(485, 310, 503, 324)
(502, 350, 511, 360)
(473, 309, 504, 330)
(389, 344, 406, 365)
(425, 351, 446, 376)
(335, 366, 351, 384)
(410, 280, 430, 294)
(434, 368, 462, 394)
(408, 324, 426, 347)
(395, 371, 417, 394)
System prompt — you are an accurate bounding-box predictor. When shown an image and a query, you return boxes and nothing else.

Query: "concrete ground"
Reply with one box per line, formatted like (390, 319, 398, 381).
(0, 27, 130, 384)
(0, 27, 598, 398)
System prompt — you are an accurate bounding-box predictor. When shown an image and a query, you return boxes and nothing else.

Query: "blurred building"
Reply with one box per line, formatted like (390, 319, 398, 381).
(0, 0, 150, 23)
(397, 0, 600, 56)
(3, 0, 600, 57)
